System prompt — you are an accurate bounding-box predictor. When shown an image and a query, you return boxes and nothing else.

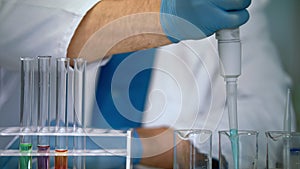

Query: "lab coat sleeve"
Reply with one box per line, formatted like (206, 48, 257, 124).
(0, 0, 101, 70)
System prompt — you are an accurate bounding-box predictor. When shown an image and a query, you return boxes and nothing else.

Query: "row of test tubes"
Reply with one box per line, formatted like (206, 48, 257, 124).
(20, 56, 86, 169)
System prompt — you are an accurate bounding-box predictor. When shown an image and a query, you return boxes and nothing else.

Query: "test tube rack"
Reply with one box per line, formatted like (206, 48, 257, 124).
(0, 126, 133, 168)
(0, 56, 133, 168)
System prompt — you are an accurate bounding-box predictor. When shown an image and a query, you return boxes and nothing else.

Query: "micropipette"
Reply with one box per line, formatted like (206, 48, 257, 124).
(216, 28, 241, 169)
(216, 28, 241, 131)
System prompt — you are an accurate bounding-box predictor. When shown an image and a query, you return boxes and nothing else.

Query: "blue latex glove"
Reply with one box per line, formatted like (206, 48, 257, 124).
(161, 0, 251, 42)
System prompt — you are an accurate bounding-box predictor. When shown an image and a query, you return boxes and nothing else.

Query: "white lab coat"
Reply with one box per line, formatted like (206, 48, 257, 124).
(0, 0, 296, 168)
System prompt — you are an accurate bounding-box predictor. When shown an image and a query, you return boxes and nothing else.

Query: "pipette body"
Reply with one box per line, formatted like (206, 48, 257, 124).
(216, 28, 241, 131)
(216, 28, 241, 169)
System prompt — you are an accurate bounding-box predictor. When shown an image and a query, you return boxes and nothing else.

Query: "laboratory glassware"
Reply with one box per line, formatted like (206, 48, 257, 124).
(266, 131, 300, 169)
(173, 129, 212, 169)
(73, 58, 86, 169)
(219, 130, 258, 169)
(20, 57, 35, 169)
(0, 57, 134, 168)
(55, 58, 70, 169)
(37, 56, 51, 169)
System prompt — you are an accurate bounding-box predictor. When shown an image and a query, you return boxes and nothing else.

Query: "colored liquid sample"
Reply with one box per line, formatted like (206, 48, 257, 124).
(230, 129, 239, 169)
(55, 149, 68, 169)
(38, 145, 50, 169)
(19, 143, 32, 169)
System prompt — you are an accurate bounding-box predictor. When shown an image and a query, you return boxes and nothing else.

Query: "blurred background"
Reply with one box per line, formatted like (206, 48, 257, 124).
(265, 0, 300, 130)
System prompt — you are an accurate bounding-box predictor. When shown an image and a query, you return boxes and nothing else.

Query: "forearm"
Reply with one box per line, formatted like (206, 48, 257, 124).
(136, 127, 174, 169)
(67, 0, 171, 62)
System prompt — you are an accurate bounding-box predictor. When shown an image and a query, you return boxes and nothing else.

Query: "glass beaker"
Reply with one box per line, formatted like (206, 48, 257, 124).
(174, 129, 212, 169)
(219, 130, 258, 169)
(266, 131, 300, 169)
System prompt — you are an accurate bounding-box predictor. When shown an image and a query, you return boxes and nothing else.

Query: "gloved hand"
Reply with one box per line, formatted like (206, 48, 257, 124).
(160, 0, 251, 42)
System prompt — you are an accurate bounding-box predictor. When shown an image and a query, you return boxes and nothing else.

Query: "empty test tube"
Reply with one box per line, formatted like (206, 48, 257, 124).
(73, 58, 86, 130)
(55, 58, 70, 169)
(73, 58, 86, 169)
(37, 56, 51, 169)
(20, 57, 35, 169)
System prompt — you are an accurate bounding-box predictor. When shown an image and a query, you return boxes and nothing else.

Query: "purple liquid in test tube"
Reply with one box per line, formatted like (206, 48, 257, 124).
(38, 145, 50, 169)
(37, 56, 51, 169)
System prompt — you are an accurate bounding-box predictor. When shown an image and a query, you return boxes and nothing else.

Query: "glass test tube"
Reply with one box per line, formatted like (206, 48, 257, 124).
(73, 58, 86, 169)
(37, 56, 51, 169)
(55, 58, 70, 169)
(20, 57, 35, 169)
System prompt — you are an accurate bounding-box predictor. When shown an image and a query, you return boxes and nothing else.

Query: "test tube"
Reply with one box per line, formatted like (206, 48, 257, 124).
(20, 57, 35, 169)
(37, 56, 51, 169)
(55, 58, 70, 169)
(73, 58, 86, 169)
